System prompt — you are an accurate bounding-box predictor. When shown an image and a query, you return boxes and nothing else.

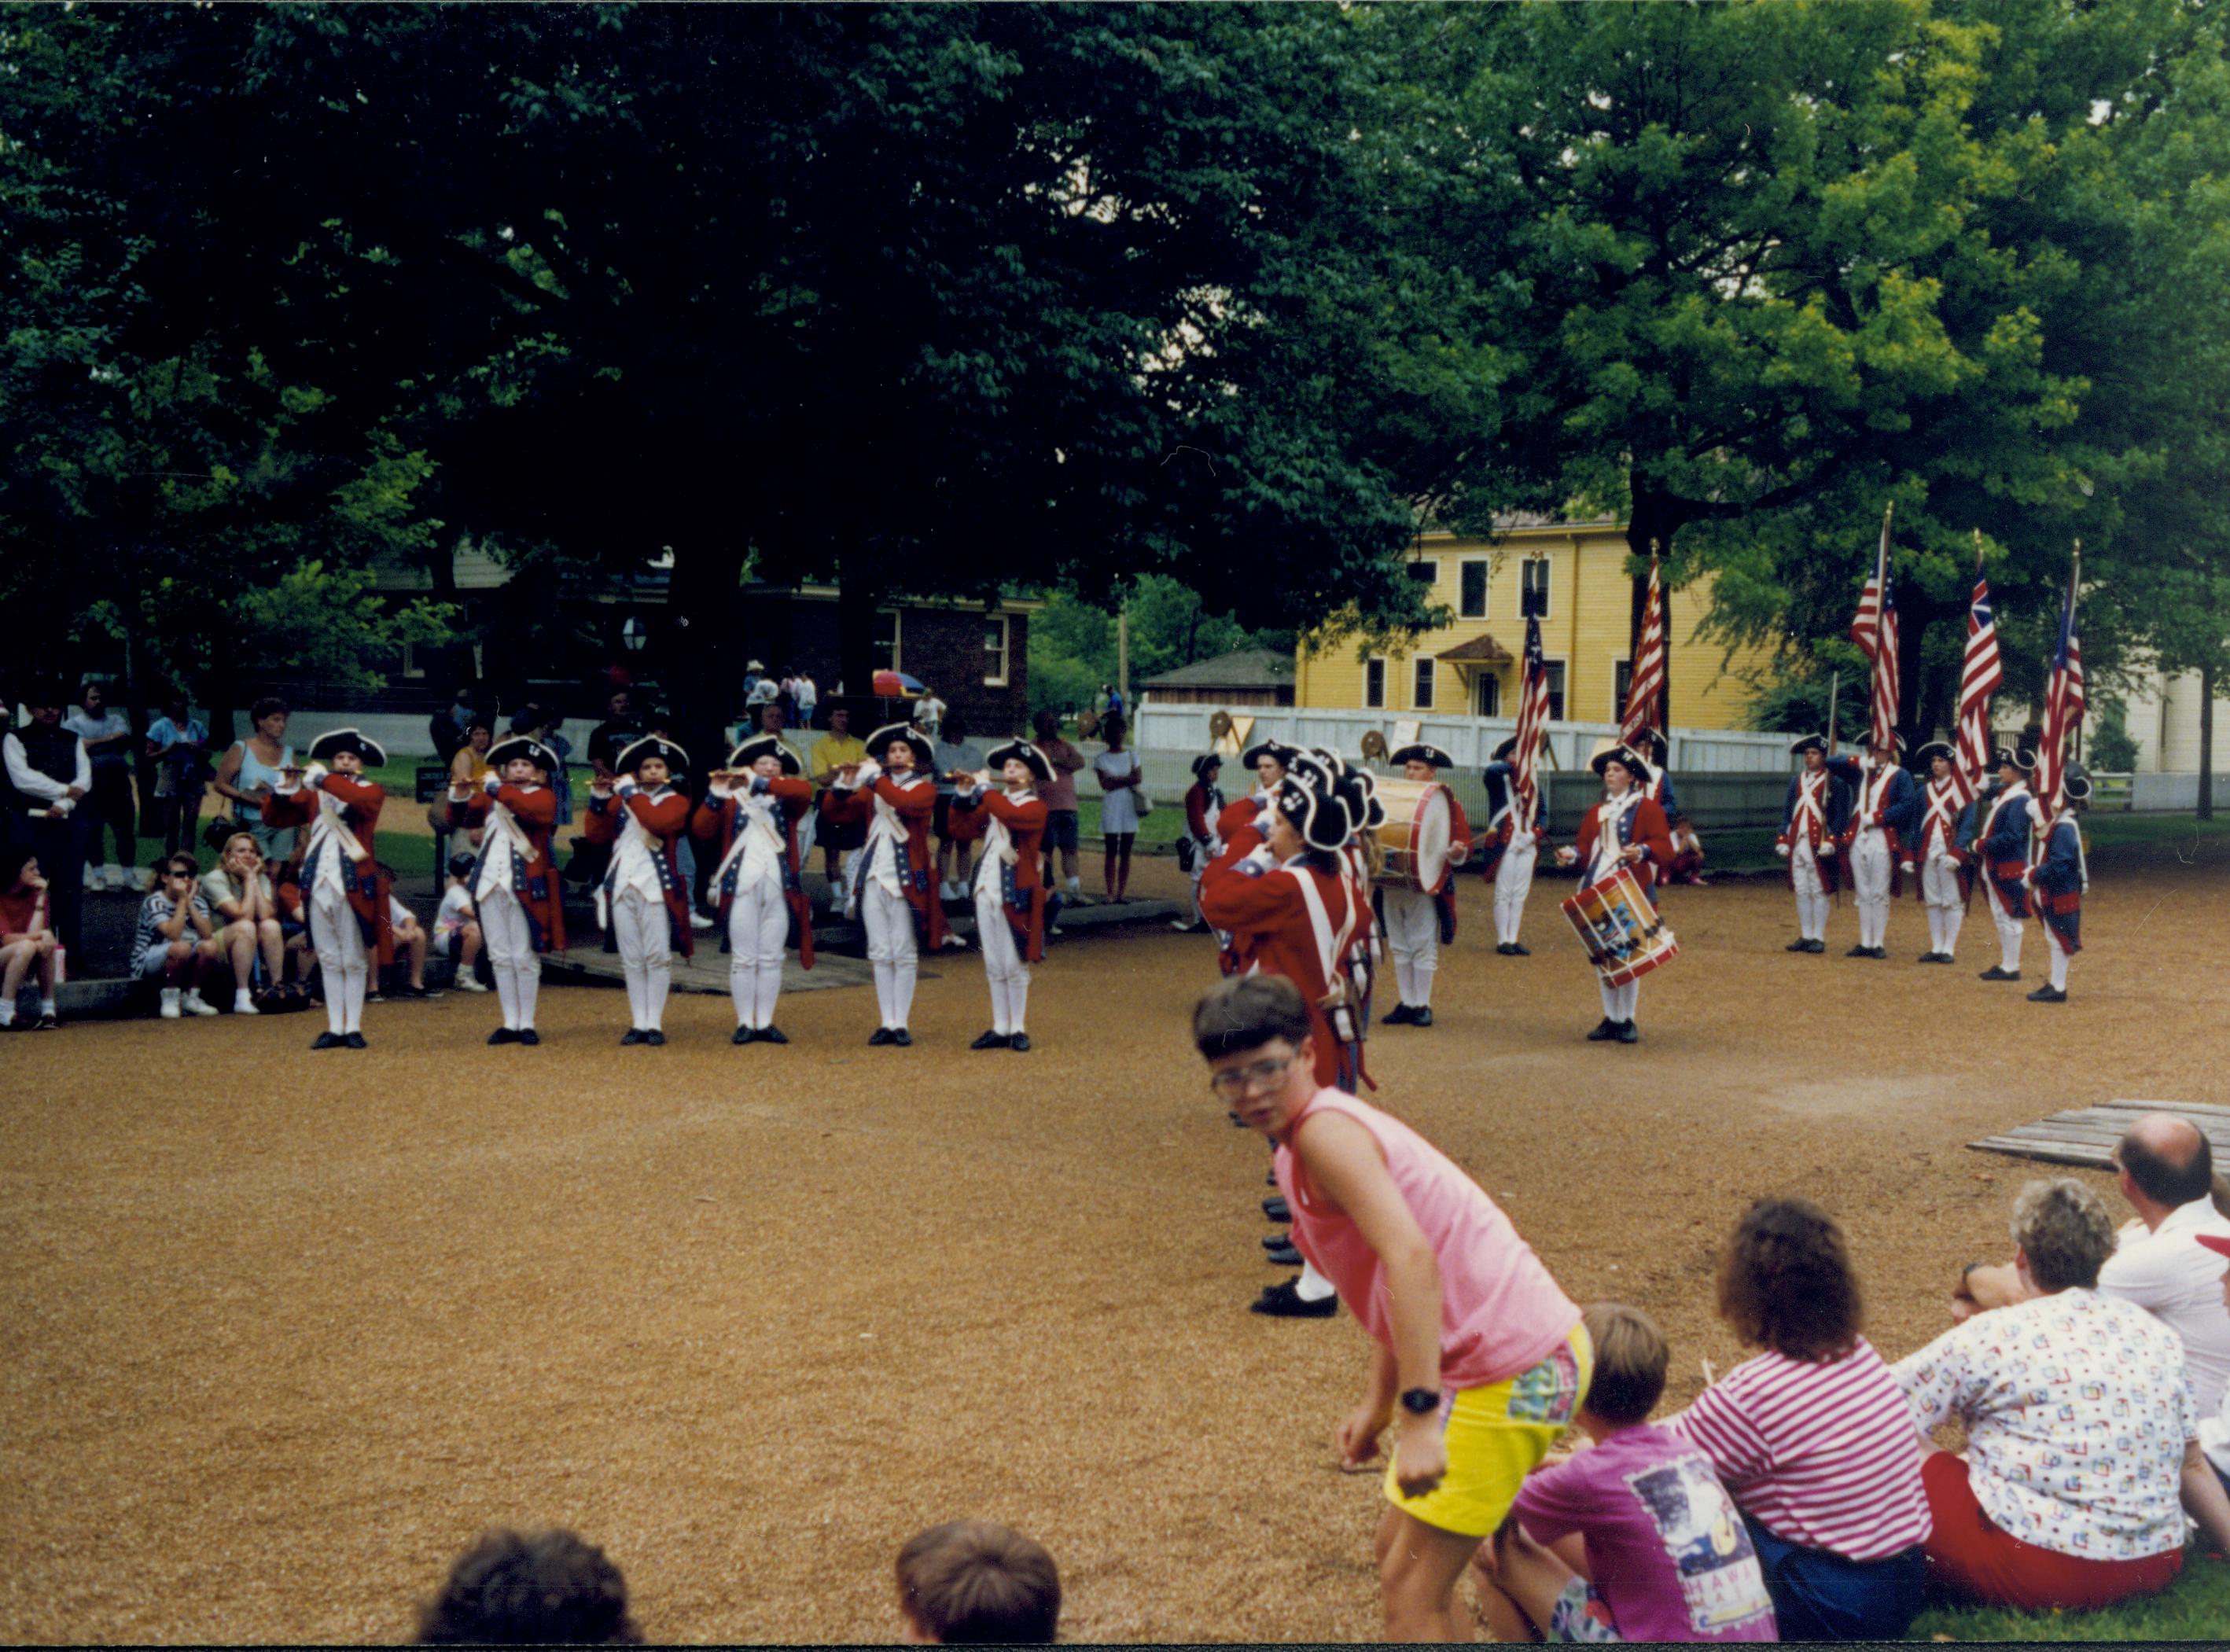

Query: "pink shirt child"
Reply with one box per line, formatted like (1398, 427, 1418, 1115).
(1277, 1087, 1578, 1389)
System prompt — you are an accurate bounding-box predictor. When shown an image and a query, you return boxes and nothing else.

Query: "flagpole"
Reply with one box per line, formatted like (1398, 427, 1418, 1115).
(2068, 540, 2082, 762)
(1826, 669, 1841, 753)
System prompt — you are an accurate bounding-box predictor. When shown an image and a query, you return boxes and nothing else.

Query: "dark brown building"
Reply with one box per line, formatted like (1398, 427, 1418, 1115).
(1139, 647, 1294, 708)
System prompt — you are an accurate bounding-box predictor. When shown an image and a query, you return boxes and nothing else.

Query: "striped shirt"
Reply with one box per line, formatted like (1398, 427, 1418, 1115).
(1664, 1338, 1931, 1562)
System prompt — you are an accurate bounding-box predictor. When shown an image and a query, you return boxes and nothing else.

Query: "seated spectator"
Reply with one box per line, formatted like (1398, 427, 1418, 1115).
(896, 1520, 1061, 1645)
(272, 859, 318, 997)
(1894, 1177, 2229, 1613)
(1664, 811, 1708, 885)
(379, 878, 437, 1000)
(1664, 1198, 1930, 1641)
(1475, 1302, 1777, 1643)
(200, 830, 286, 1013)
(416, 1527, 639, 1644)
(434, 852, 488, 992)
(0, 844, 60, 1029)
(2190, 1232, 2230, 1528)
(136, 852, 223, 1018)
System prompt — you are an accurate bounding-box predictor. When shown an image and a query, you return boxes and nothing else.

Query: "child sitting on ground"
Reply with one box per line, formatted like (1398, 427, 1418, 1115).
(1475, 1303, 1777, 1643)
(376, 866, 437, 1000)
(136, 852, 224, 1019)
(1663, 811, 1708, 885)
(433, 852, 488, 992)
(896, 1521, 1061, 1644)
(0, 845, 61, 1029)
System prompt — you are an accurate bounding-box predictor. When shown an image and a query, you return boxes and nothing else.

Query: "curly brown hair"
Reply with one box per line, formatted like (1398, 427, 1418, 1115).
(415, 1529, 639, 1645)
(1715, 1198, 1863, 1363)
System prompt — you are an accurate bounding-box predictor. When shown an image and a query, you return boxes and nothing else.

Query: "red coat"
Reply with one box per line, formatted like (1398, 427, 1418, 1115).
(582, 785, 695, 959)
(454, 782, 568, 952)
(951, 789, 1050, 962)
(1572, 794, 1676, 893)
(1199, 852, 1358, 1091)
(1203, 797, 1268, 975)
(691, 777, 816, 969)
(262, 772, 396, 966)
(822, 774, 950, 951)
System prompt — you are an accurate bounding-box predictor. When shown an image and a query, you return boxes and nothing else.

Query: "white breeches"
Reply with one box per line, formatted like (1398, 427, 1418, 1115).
(727, 877, 789, 1030)
(309, 882, 368, 1036)
(1790, 844, 1830, 940)
(1185, 859, 1205, 925)
(1922, 855, 1964, 956)
(1493, 837, 1537, 945)
(975, 881, 1030, 1035)
(2047, 925, 2071, 991)
(1985, 878, 2024, 973)
(1597, 976, 1639, 1023)
(1850, 829, 1892, 947)
(863, 881, 918, 1029)
(479, 885, 541, 1030)
(1380, 885, 1439, 1007)
(612, 889, 672, 1030)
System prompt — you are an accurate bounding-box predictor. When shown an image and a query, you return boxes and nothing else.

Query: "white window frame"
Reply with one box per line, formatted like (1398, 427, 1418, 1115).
(401, 640, 426, 680)
(1363, 657, 1387, 710)
(984, 615, 1011, 687)
(1474, 671, 1500, 717)
(875, 608, 904, 674)
(1412, 656, 1435, 710)
(1541, 657, 1567, 721)
(1459, 558, 1490, 620)
(1522, 556, 1552, 619)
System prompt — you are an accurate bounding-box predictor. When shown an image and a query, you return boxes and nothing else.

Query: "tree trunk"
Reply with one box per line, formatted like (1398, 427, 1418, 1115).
(664, 538, 750, 786)
(2201, 660, 2216, 822)
(836, 566, 881, 723)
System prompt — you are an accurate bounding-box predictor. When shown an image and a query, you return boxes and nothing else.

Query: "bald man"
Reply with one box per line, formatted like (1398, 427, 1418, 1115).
(1955, 1114, 2230, 1412)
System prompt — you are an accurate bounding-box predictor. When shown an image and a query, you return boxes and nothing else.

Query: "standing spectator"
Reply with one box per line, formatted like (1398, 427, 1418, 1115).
(135, 851, 224, 1018)
(810, 705, 869, 888)
(1092, 713, 1142, 903)
(212, 697, 296, 864)
(1106, 682, 1125, 720)
(201, 830, 286, 1013)
(448, 718, 495, 796)
(415, 1528, 640, 1645)
(775, 667, 798, 727)
(1029, 709, 1086, 904)
(1894, 1178, 2228, 1613)
(4, 678, 93, 959)
(913, 686, 947, 741)
(144, 693, 212, 858)
(0, 844, 60, 1029)
(741, 659, 766, 711)
(793, 668, 818, 730)
(896, 1521, 1062, 1645)
(1663, 1198, 1931, 1641)
(932, 712, 985, 902)
(533, 709, 577, 828)
(64, 680, 140, 890)
(429, 686, 478, 766)
(583, 688, 646, 774)
(755, 701, 808, 773)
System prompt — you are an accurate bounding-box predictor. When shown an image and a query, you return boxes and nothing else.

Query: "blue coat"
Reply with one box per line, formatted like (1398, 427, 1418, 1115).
(1779, 770, 1853, 838)
(1827, 756, 1919, 840)
(2033, 815, 2084, 951)
(1976, 787, 2033, 918)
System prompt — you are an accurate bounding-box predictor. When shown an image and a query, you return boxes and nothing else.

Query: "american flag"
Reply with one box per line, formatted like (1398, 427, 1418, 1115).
(1955, 570, 2004, 802)
(1621, 550, 1665, 749)
(1849, 508, 1901, 750)
(1512, 612, 1551, 824)
(2036, 554, 2086, 818)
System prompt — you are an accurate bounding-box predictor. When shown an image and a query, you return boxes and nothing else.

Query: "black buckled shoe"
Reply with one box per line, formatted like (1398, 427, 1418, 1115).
(868, 1027, 896, 1046)
(1409, 1006, 1433, 1028)
(1507, 942, 1531, 956)
(1805, 939, 1828, 953)
(1978, 966, 2021, 981)
(343, 1032, 368, 1050)
(645, 1030, 666, 1046)
(622, 1028, 649, 1045)
(1586, 1018, 1620, 1042)
(1846, 944, 1872, 958)
(1263, 1195, 1290, 1222)
(757, 1026, 789, 1044)
(2027, 984, 2067, 1003)
(311, 1031, 345, 1050)
(970, 1030, 1011, 1050)
(1008, 1032, 1031, 1052)
(733, 1025, 756, 1045)
(488, 1027, 519, 1046)
(1264, 1240, 1304, 1268)
(1786, 937, 1812, 952)
(1251, 1279, 1337, 1319)
(517, 1028, 540, 1046)
(890, 1028, 913, 1047)
(1615, 1021, 1639, 1044)
(1380, 1003, 1414, 1025)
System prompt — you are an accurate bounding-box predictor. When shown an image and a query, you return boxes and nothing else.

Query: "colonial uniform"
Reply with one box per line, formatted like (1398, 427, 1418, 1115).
(822, 723, 948, 1043)
(1909, 742, 1974, 963)
(1829, 743, 1919, 957)
(692, 735, 816, 1044)
(1974, 752, 2035, 981)
(951, 739, 1053, 1050)
(1178, 755, 1225, 931)
(1479, 737, 1547, 953)
(1378, 744, 1470, 1026)
(1775, 735, 1852, 951)
(583, 735, 694, 1043)
(454, 735, 567, 1044)
(1566, 745, 1675, 1040)
(263, 729, 394, 1047)
(2027, 767, 2090, 1003)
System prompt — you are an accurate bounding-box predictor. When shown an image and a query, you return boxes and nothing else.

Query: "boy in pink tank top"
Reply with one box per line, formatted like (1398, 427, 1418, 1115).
(1194, 974, 1589, 1640)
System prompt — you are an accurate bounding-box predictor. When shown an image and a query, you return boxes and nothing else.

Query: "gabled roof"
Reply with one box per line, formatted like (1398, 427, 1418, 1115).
(1141, 647, 1293, 690)
(1435, 633, 1514, 664)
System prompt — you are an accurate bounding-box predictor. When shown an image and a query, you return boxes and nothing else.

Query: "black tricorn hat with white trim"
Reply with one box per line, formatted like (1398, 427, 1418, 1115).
(307, 727, 388, 767)
(1492, 735, 1520, 763)
(2060, 763, 2092, 803)
(1190, 752, 1224, 780)
(1389, 743, 1454, 770)
(1591, 741, 1654, 783)
(1788, 732, 1829, 757)
(1275, 774, 1350, 854)
(986, 739, 1054, 785)
(615, 734, 689, 778)
(864, 721, 935, 770)
(1914, 740, 1957, 768)
(727, 735, 803, 777)
(487, 735, 559, 776)
(1242, 738, 1300, 770)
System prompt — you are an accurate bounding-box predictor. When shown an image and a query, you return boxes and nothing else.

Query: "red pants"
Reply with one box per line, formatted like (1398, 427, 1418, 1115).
(1919, 1451, 2182, 1612)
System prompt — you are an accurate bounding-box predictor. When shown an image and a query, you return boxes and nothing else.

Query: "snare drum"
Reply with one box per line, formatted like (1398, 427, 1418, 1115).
(1560, 864, 1680, 988)
(1373, 778, 1456, 893)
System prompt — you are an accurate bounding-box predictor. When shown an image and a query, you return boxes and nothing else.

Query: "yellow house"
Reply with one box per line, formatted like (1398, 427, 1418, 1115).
(1292, 521, 1772, 730)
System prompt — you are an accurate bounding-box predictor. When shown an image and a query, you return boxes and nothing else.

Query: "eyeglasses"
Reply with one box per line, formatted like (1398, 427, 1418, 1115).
(1207, 1054, 1295, 1100)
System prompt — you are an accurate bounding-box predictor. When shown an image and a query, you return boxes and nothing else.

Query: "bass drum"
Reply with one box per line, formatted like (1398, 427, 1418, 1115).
(1372, 778, 1455, 893)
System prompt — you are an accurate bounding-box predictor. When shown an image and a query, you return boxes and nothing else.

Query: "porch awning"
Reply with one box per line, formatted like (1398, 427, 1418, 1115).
(1436, 633, 1513, 664)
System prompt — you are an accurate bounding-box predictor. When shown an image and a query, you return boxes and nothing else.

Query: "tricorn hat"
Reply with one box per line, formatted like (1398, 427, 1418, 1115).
(1389, 743, 1454, 770)
(1491, 735, 1520, 764)
(1275, 774, 1350, 854)
(307, 727, 388, 768)
(1190, 752, 1224, 781)
(1591, 741, 1653, 784)
(727, 735, 803, 778)
(614, 734, 689, 778)
(987, 739, 1054, 785)
(1242, 738, 1300, 771)
(486, 735, 559, 777)
(1635, 726, 1669, 761)
(2060, 763, 2092, 804)
(1913, 740, 1957, 768)
(1997, 747, 2037, 774)
(864, 721, 935, 770)
(1865, 728, 1905, 752)
(1788, 733, 1828, 757)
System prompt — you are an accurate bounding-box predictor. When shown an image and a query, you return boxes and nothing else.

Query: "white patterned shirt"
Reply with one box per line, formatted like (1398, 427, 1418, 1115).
(1893, 1288, 2197, 1562)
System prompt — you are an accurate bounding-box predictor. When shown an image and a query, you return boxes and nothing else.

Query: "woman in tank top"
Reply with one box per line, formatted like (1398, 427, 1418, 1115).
(214, 697, 296, 861)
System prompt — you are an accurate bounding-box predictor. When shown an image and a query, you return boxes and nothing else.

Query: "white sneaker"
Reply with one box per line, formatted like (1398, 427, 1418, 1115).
(234, 990, 259, 1014)
(689, 911, 714, 932)
(134, 866, 157, 892)
(86, 864, 110, 892)
(103, 863, 127, 890)
(455, 975, 490, 992)
(159, 988, 182, 1019)
(182, 989, 220, 1017)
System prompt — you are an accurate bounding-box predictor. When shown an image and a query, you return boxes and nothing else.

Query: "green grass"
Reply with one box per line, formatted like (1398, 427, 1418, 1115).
(1911, 1553, 2230, 1640)
(2083, 811, 2230, 848)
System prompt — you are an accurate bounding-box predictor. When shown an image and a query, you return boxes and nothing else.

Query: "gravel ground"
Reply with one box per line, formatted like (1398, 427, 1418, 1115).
(1, 834, 2224, 1643)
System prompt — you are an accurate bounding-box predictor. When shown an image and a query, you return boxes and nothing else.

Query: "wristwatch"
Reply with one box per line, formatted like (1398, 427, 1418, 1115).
(1399, 1386, 1440, 1417)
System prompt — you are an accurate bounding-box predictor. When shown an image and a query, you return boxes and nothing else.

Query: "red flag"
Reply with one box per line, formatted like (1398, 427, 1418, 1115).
(1621, 551, 1665, 749)
(1849, 510, 1901, 750)
(2035, 554, 2086, 819)
(1955, 573, 2004, 802)
(1512, 613, 1551, 826)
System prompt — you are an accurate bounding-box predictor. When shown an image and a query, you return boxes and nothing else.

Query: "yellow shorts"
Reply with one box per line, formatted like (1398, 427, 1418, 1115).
(1384, 1321, 1593, 1538)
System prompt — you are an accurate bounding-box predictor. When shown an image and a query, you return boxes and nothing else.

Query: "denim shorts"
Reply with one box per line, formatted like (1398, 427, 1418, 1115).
(1043, 810, 1080, 852)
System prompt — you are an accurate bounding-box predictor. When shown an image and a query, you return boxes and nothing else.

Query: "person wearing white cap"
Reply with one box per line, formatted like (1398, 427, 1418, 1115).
(451, 734, 567, 1046)
(1378, 744, 1470, 1028)
(694, 734, 816, 1044)
(1556, 745, 1674, 1043)
(1774, 735, 1850, 954)
(1909, 741, 1974, 964)
(1972, 749, 2035, 982)
(583, 735, 694, 1045)
(262, 728, 393, 1049)
(2026, 763, 2091, 1003)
